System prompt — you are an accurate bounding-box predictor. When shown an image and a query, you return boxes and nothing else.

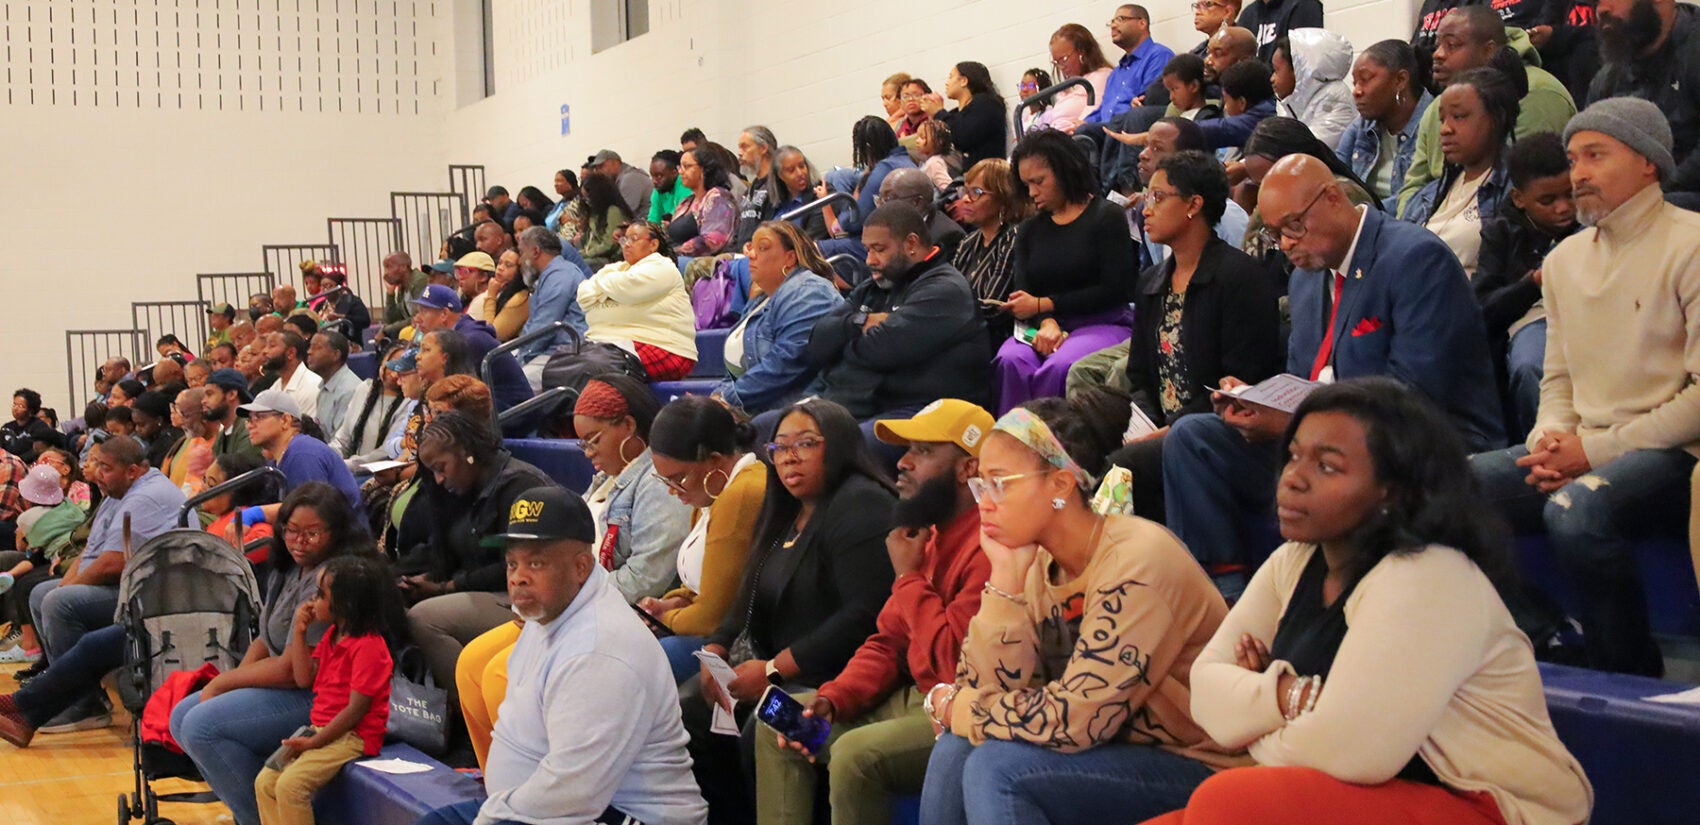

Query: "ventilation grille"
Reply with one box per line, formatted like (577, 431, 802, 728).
(1, 0, 442, 114)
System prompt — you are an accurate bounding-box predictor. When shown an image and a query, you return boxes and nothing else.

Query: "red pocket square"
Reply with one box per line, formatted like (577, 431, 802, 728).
(1351, 317, 1383, 337)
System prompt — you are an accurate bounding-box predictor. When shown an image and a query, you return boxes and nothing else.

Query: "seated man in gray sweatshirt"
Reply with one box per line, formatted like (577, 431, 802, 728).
(416, 486, 708, 825)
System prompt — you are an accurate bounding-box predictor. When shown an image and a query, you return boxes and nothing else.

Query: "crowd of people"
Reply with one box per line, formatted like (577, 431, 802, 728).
(2, 1, 1699, 823)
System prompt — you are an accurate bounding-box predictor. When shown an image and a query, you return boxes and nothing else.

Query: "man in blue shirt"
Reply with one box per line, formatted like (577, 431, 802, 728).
(241, 389, 362, 506)
(515, 226, 591, 391)
(26, 435, 184, 729)
(1086, 4, 1176, 126)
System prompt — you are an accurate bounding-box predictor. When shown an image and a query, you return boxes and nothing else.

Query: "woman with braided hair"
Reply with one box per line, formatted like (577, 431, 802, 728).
(399, 410, 555, 693)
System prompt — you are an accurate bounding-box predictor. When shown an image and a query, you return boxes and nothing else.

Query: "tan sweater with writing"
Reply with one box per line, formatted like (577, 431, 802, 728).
(1192, 543, 1592, 825)
(1530, 184, 1700, 464)
(947, 515, 1245, 769)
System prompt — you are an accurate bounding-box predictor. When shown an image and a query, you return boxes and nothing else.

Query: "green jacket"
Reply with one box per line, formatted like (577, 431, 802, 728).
(646, 178, 692, 223)
(1397, 28, 1576, 213)
(211, 419, 261, 461)
(25, 500, 88, 562)
(383, 269, 430, 332)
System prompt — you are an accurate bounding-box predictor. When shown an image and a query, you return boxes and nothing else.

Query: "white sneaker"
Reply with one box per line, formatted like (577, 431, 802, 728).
(0, 646, 41, 664)
(38, 712, 112, 734)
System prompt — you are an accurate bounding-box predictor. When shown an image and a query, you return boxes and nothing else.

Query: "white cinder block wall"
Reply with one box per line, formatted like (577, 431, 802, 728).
(445, 0, 1418, 197)
(1, 0, 451, 412)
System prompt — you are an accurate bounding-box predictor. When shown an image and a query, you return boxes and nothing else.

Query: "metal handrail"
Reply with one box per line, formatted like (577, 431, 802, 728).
(483, 320, 576, 429)
(825, 253, 867, 289)
(777, 191, 858, 224)
(498, 386, 575, 427)
(1013, 77, 1097, 138)
(178, 466, 289, 527)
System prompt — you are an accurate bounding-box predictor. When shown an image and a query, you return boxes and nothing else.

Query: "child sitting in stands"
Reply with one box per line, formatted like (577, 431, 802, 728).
(254, 555, 396, 825)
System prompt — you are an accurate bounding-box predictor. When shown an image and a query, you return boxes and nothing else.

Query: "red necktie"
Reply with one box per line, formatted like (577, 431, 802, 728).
(1309, 271, 1345, 381)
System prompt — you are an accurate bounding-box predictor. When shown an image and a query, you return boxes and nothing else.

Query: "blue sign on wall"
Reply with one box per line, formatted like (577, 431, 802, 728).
(560, 104, 571, 136)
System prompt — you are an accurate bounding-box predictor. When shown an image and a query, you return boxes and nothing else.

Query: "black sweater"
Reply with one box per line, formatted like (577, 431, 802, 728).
(1238, 0, 1325, 62)
(937, 93, 1009, 167)
(1474, 202, 1577, 338)
(1125, 237, 1283, 425)
(1010, 197, 1137, 319)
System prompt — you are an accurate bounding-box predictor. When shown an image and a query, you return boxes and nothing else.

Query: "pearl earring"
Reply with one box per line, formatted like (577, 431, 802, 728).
(1051, 497, 1066, 510)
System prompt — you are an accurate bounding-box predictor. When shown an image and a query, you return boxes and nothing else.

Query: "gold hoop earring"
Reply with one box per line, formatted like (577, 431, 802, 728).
(617, 436, 640, 465)
(703, 468, 731, 502)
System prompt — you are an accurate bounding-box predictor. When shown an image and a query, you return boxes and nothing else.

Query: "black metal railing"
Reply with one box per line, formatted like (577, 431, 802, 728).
(449, 165, 487, 210)
(179, 466, 288, 527)
(325, 218, 404, 315)
(197, 272, 277, 313)
(1013, 77, 1096, 138)
(261, 245, 339, 292)
(65, 329, 149, 413)
(392, 191, 469, 267)
(778, 191, 858, 226)
(482, 321, 575, 429)
(824, 253, 868, 289)
(498, 387, 573, 427)
(132, 301, 208, 355)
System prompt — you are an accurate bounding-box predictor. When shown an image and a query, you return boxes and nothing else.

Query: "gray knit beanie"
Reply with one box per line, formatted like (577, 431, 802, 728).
(1564, 97, 1676, 182)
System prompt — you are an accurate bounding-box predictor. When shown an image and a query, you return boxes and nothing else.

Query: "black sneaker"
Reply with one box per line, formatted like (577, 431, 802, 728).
(11, 659, 46, 684)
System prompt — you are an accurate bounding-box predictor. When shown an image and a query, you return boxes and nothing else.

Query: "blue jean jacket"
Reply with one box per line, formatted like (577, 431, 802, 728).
(715, 268, 843, 414)
(595, 450, 693, 602)
(1336, 90, 1432, 211)
(1397, 158, 1512, 228)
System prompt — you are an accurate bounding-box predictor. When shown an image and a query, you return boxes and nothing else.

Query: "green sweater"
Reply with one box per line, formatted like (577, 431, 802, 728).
(26, 500, 88, 562)
(1397, 33, 1575, 213)
(646, 178, 692, 223)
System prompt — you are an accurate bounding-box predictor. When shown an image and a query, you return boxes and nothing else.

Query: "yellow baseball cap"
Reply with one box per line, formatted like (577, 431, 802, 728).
(874, 399, 995, 457)
(454, 251, 497, 272)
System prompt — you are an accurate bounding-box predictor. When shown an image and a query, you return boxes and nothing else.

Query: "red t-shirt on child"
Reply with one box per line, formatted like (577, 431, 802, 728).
(310, 628, 393, 756)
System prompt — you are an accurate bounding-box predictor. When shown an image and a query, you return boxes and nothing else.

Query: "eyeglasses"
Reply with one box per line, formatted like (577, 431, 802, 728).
(765, 437, 824, 462)
(581, 429, 605, 455)
(1258, 187, 1328, 246)
(618, 234, 651, 246)
(284, 526, 327, 544)
(960, 186, 991, 201)
(1109, 14, 1139, 25)
(1191, 1, 1226, 10)
(651, 470, 692, 495)
(900, 93, 924, 101)
(966, 472, 1041, 505)
(1145, 187, 1185, 208)
(1018, 82, 1039, 91)
(873, 193, 924, 208)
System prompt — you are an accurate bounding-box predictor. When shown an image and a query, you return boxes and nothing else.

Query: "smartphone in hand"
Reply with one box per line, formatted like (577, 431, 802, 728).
(264, 725, 315, 772)
(755, 686, 830, 754)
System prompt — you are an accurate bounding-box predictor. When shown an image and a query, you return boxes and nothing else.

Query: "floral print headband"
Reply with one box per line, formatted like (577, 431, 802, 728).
(992, 407, 1092, 490)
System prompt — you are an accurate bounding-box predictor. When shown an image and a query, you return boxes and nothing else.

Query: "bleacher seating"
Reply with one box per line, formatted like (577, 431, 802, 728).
(1539, 663, 1700, 825)
(505, 437, 595, 493)
(691, 327, 729, 378)
(1518, 536, 1700, 638)
(314, 742, 485, 825)
(349, 351, 379, 382)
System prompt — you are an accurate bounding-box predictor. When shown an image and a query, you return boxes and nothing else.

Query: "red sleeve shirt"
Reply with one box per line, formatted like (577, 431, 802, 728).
(310, 627, 394, 755)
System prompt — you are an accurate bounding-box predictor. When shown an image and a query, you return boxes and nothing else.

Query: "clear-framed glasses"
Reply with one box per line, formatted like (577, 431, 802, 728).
(580, 429, 605, 455)
(765, 437, 824, 462)
(900, 92, 924, 102)
(1257, 187, 1328, 247)
(1145, 187, 1183, 208)
(966, 472, 1042, 505)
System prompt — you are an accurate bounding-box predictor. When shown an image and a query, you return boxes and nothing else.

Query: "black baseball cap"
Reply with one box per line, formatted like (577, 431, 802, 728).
(205, 368, 254, 403)
(482, 485, 595, 547)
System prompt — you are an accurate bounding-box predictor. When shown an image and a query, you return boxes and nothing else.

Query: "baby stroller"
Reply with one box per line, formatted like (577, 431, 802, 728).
(113, 468, 279, 825)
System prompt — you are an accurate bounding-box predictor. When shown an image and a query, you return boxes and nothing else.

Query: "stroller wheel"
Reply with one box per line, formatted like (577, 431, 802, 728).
(117, 793, 131, 824)
(144, 791, 159, 820)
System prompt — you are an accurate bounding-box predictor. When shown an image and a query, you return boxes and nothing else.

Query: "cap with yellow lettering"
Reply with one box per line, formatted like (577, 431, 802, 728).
(873, 399, 995, 457)
(481, 485, 596, 547)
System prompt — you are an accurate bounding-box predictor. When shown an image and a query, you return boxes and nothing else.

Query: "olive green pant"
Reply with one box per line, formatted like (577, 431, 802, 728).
(752, 686, 934, 825)
(1065, 341, 1132, 396)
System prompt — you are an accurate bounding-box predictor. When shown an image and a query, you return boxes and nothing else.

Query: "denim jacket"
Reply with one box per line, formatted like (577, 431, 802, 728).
(592, 449, 693, 603)
(1397, 157, 1512, 228)
(1336, 89, 1432, 211)
(715, 268, 843, 414)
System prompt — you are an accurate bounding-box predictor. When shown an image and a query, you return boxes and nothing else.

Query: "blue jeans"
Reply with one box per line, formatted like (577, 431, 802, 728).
(919, 733, 1213, 825)
(658, 634, 707, 684)
(29, 579, 118, 662)
(1472, 444, 1694, 675)
(1506, 320, 1546, 440)
(1161, 413, 1284, 567)
(13, 623, 125, 727)
(170, 686, 314, 825)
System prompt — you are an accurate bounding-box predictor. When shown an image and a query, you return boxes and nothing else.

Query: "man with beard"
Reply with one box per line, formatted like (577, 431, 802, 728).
(1588, 0, 1700, 199)
(202, 368, 261, 460)
(1472, 97, 1700, 676)
(414, 485, 707, 825)
(803, 204, 991, 461)
(515, 225, 593, 390)
(380, 251, 428, 340)
(241, 389, 360, 505)
(262, 330, 322, 421)
(751, 399, 993, 825)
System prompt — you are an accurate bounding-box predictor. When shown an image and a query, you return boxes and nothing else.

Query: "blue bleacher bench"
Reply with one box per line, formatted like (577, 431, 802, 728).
(691, 327, 730, 378)
(504, 437, 595, 494)
(1539, 662, 1700, 825)
(1518, 535, 1700, 638)
(652, 379, 721, 404)
(315, 742, 485, 825)
(348, 351, 379, 382)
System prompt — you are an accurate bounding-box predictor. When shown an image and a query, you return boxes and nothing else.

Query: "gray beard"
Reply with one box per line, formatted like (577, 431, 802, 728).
(521, 260, 540, 287)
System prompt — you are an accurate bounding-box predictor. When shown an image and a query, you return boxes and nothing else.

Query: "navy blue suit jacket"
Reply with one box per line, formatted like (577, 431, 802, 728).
(1287, 208, 1505, 451)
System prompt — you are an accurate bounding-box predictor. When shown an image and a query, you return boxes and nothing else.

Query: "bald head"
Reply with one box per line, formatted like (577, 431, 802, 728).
(878, 168, 938, 214)
(1450, 5, 1510, 45)
(1256, 155, 1362, 273)
(475, 221, 511, 257)
(1206, 26, 1258, 82)
(255, 314, 285, 335)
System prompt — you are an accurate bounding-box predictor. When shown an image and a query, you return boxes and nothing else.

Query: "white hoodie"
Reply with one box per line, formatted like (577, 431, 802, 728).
(1276, 28, 1358, 150)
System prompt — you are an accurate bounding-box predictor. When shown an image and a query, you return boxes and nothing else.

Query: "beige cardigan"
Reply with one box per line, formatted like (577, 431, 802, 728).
(1192, 543, 1592, 825)
(578, 252, 698, 360)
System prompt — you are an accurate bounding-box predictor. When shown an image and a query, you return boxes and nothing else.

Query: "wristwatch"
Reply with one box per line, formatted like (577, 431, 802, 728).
(849, 309, 870, 328)
(765, 660, 785, 687)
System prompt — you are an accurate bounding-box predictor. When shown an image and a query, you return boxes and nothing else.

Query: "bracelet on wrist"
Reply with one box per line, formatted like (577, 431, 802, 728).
(983, 581, 1027, 606)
